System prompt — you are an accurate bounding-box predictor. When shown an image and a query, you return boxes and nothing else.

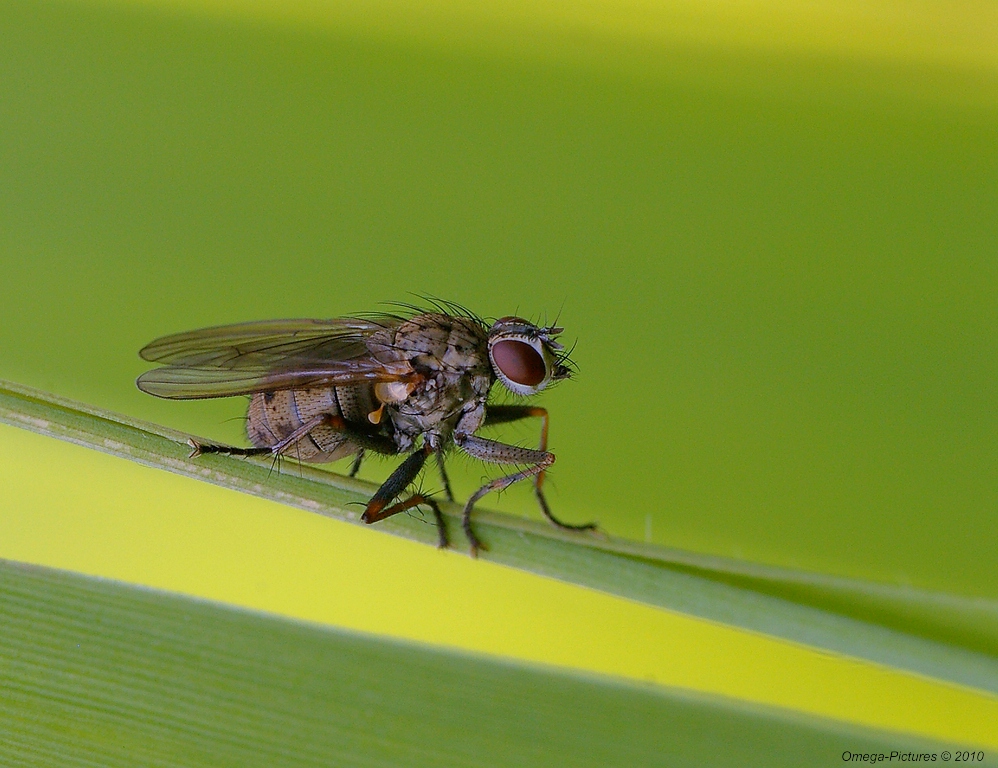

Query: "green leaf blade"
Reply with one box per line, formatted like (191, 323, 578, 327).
(0, 559, 960, 768)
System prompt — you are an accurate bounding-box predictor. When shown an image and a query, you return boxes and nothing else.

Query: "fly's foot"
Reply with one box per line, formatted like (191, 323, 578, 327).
(535, 489, 598, 534)
(188, 438, 231, 458)
(461, 507, 488, 559)
(422, 495, 449, 550)
(551, 518, 599, 533)
(435, 519, 450, 550)
(187, 438, 271, 459)
(466, 534, 489, 560)
(363, 489, 450, 551)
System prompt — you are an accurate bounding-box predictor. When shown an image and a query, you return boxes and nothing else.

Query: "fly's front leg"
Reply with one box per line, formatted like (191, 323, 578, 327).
(453, 433, 596, 558)
(362, 445, 448, 549)
(483, 405, 597, 535)
(454, 434, 550, 556)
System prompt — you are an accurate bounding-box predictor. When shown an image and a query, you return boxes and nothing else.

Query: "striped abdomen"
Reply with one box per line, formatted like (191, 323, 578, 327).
(246, 386, 378, 463)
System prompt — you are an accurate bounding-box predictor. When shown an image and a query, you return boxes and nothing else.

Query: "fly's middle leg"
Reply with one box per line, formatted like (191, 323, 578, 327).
(435, 447, 455, 502)
(362, 444, 448, 548)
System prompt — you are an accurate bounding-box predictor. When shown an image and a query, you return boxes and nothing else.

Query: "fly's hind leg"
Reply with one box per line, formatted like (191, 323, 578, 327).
(362, 445, 448, 548)
(187, 439, 271, 458)
(191, 416, 448, 547)
(187, 417, 332, 459)
(483, 405, 597, 534)
(190, 414, 397, 461)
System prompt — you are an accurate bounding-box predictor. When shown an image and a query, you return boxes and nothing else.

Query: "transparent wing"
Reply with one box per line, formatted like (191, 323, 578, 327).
(139, 318, 385, 365)
(137, 317, 413, 399)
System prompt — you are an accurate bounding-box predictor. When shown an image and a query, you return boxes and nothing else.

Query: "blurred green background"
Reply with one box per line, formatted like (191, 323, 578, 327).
(1, 0, 995, 598)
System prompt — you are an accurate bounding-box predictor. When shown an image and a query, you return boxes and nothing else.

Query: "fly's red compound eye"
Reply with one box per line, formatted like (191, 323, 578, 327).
(490, 340, 547, 387)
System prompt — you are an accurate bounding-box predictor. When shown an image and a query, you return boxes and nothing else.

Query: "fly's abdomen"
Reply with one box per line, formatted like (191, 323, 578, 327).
(247, 386, 375, 463)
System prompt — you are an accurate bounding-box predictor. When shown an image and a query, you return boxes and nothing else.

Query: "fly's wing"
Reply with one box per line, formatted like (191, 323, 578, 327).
(137, 317, 413, 399)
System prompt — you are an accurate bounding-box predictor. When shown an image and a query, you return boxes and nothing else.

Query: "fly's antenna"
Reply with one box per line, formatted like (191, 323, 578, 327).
(555, 338, 579, 377)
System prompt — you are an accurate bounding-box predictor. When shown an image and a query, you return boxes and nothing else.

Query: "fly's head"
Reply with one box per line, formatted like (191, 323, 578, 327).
(486, 317, 574, 396)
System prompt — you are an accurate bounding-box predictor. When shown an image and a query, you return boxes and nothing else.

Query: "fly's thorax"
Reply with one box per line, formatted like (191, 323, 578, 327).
(364, 312, 495, 445)
(387, 367, 492, 446)
(385, 313, 491, 376)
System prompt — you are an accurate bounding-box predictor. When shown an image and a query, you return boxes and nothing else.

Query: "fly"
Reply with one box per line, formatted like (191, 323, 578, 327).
(136, 302, 596, 555)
